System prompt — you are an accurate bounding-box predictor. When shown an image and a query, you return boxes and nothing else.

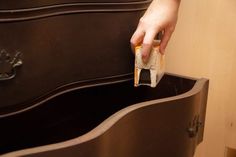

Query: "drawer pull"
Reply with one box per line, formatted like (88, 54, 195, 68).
(0, 49, 23, 81)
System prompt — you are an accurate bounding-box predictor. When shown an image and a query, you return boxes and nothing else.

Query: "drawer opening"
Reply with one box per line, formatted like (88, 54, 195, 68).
(0, 74, 195, 154)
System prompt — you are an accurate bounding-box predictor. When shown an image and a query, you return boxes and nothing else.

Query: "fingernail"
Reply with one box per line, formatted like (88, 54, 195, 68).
(141, 44, 151, 63)
(142, 51, 149, 63)
(160, 48, 165, 54)
(142, 56, 148, 63)
(160, 45, 166, 54)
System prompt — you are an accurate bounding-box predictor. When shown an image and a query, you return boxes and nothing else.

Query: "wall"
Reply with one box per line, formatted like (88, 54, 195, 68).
(165, 0, 236, 157)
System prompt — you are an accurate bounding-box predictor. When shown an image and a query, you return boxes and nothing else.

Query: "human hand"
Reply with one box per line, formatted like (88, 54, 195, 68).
(130, 0, 181, 63)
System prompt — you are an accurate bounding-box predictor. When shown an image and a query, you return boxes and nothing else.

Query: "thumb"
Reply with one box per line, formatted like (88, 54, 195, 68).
(130, 26, 145, 53)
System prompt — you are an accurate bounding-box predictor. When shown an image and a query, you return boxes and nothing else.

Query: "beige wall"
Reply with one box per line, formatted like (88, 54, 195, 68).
(165, 0, 236, 157)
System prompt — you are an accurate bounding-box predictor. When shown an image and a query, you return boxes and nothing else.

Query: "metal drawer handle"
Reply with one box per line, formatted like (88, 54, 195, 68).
(0, 49, 23, 81)
(187, 115, 203, 138)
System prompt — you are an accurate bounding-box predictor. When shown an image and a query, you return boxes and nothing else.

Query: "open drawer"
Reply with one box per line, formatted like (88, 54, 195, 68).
(0, 73, 209, 157)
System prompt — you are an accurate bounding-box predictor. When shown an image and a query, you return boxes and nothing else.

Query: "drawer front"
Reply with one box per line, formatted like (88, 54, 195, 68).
(0, 0, 152, 10)
(0, 1, 150, 114)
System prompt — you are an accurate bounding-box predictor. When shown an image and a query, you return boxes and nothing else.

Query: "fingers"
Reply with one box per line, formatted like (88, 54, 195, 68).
(130, 28, 160, 63)
(159, 27, 174, 54)
(142, 30, 158, 63)
(131, 21, 164, 63)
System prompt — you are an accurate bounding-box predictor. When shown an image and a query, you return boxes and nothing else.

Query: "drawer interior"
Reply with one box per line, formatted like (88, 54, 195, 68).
(0, 74, 195, 154)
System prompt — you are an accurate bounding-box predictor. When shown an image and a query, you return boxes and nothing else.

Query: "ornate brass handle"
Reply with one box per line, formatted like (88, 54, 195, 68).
(0, 49, 23, 81)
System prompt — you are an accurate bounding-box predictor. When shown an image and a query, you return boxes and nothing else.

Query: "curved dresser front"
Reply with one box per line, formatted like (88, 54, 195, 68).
(0, 1, 209, 157)
(0, 73, 209, 157)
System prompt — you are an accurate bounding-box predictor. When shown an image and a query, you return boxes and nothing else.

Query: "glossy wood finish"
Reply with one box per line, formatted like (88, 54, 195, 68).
(0, 1, 209, 157)
(0, 74, 209, 157)
(0, 1, 150, 115)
